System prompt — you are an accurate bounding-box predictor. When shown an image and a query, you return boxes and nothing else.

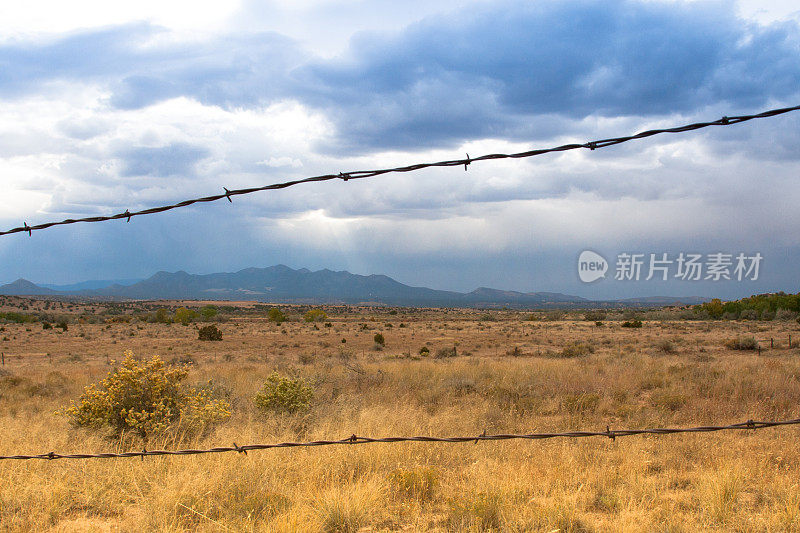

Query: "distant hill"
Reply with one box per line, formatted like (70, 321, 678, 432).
(0, 279, 58, 296)
(0, 265, 708, 308)
(39, 279, 142, 292)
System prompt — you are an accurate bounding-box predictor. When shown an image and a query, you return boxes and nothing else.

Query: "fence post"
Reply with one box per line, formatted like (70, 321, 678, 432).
(1, 352, 4, 366)
(771, 337, 774, 348)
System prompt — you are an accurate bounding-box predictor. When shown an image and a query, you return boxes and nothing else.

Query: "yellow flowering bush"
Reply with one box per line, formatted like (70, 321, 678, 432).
(303, 308, 327, 322)
(65, 351, 230, 440)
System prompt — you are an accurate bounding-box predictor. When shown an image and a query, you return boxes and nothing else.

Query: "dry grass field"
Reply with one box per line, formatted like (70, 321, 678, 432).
(1, 297, 800, 532)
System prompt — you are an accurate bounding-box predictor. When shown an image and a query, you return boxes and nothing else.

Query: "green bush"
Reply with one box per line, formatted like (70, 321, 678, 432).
(0, 312, 36, 324)
(621, 319, 643, 328)
(254, 372, 313, 414)
(419, 346, 430, 356)
(198, 325, 223, 341)
(200, 305, 218, 320)
(373, 333, 385, 346)
(152, 308, 172, 324)
(174, 307, 198, 325)
(65, 351, 230, 440)
(267, 308, 286, 324)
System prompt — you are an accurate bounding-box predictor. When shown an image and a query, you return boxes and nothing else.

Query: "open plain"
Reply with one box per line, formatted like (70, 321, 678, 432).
(1, 297, 800, 532)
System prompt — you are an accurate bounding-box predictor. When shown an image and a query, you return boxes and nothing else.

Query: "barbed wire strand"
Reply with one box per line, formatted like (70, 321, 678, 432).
(2, 104, 799, 238)
(1, 417, 797, 461)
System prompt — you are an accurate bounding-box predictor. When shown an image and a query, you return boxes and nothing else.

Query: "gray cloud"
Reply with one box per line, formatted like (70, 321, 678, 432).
(1, 1, 797, 154)
(0, 23, 302, 109)
(298, 0, 800, 150)
(115, 143, 210, 177)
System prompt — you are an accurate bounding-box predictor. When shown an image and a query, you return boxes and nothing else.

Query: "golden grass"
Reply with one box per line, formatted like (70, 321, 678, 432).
(1, 308, 800, 531)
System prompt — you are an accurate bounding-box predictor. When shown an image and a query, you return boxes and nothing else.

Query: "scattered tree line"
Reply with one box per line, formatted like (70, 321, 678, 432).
(695, 292, 800, 321)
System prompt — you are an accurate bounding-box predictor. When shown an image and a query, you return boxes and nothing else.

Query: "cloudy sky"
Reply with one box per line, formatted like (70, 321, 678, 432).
(0, 0, 798, 300)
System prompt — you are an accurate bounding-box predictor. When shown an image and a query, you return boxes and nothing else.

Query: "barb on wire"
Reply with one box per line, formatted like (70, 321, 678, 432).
(1, 104, 799, 238)
(1, 417, 797, 461)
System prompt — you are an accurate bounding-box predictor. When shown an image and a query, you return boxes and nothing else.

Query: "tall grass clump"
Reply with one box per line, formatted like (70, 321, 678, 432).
(558, 341, 595, 358)
(725, 336, 758, 350)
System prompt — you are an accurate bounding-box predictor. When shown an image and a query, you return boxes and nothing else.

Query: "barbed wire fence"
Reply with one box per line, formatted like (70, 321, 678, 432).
(1, 104, 799, 238)
(2, 104, 800, 463)
(1, 418, 798, 461)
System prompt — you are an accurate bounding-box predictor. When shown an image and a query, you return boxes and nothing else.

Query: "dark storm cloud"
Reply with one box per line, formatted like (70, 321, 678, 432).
(298, 0, 800, 150)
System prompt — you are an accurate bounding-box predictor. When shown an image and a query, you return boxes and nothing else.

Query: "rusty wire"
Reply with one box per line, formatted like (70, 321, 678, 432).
(1, 417, 797, 461)
(2, 104, 799, 238)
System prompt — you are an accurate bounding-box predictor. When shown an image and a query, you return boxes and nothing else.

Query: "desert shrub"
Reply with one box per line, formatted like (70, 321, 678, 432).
(174, 307, 198, 325)
(254, 372, 313, 414)
(152, 308, 172, 324)
(739, 309, 758, 320)
(434, 346, 457, 358)
(543, 310, 565, 321)
(775, 309, 798, 321)
(621, 319, 643, 328)
(303, 308, 327, 322)
(298, 352, 315, 365)
(584, 310, 607, 321)
(56, 321, 68, 331)
(506, 346, 523, 357)
(200, 305, 218, 320)
(559, 341, 594, 358)
(198, 325, 223, 341)
(725, 336, 758, 350)
(0, 312, 36, 324)
(65, 351, 231, 440)
(267, 308, 286, 324)
(655, 339, 676, 354)
(42, 322, 52, 330)
(419, 346, 430, 356)
(373, 333, 385, 346)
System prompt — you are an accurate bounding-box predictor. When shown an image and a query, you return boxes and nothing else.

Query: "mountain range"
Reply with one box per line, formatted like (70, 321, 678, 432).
(0, 265, 707, 308)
